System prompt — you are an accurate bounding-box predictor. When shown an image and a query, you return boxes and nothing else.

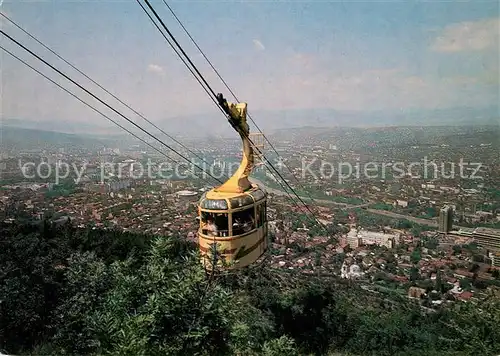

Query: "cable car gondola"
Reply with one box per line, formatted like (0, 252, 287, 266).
(198, 94, 268, 269)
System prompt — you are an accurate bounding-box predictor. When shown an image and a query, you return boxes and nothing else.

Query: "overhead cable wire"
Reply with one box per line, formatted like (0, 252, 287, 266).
(161, 0, 331, 233)
(0, 29, 223, 185)
(0, 46, 185, 168)
(150, 0, 324, 221)
(135, 0, 230, 121)
(137, 0, 304, 216)
(143, 0, 217, 99)
(135, 0, 303, 210)
(0, 11, 223, 180)
(139, 0, 330, 235)
(161, 1, 305, 174)
(1, 45, 224, 186)
(136, 2, 327, 287)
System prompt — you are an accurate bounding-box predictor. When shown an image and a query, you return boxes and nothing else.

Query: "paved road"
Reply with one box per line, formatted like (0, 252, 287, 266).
(365, 208, 438, 227)
(251, 177, 438, 227)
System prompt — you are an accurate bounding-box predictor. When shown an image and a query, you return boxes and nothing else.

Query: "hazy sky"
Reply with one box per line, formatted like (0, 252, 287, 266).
(1, 0, 499, 128)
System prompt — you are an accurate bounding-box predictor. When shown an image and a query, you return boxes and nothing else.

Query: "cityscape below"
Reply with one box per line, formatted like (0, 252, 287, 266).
(1, 123, 499, 296)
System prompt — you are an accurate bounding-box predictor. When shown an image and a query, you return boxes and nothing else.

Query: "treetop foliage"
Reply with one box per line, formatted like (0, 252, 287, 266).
(1, 220, 499, 355)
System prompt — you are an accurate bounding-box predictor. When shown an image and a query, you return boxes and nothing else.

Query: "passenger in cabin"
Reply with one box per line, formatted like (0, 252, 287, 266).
(243, 215, 254, 232)
(205, 217, 218, 236)
(233, 217, 245, 235)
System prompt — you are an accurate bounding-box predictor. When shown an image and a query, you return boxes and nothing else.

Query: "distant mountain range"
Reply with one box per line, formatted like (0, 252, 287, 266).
(2, 105, 498, 138)
(1, 119, 124, 137)
(260, 105, 499, 128)
(0, 126, 120, 151)
(1, 118, 498, 153)
(159, 105, 499, 137)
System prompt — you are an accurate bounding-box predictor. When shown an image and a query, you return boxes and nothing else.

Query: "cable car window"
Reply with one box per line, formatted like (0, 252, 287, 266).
(201, 212, 229, 237)
(232, 207, 255, 235)
(230, 195, 254, 209)
(201, 198, 228, 210)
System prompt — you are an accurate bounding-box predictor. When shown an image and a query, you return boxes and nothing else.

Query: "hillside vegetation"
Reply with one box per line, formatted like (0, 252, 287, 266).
(1, 220, 500, 355)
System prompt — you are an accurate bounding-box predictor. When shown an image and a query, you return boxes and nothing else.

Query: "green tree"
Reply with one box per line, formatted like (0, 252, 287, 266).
(410, 249, 422, 264)
(459, 278, 472, 291)
(426, 207, 437, 218)
(424, 237, 439, 250)
(410, 266, 420, 282)
(3, 218, 500, 356)
(262, 336, 298, 356)
(435, 271, 444, 293)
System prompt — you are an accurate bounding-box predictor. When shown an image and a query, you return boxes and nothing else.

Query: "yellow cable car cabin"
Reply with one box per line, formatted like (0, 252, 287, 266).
(198, 94, 268, 268)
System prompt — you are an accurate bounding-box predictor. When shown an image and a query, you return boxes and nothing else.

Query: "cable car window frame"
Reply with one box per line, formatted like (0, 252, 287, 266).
(200, 211, 229, 237)
(255, 201, 266, 228)
(231, 206, 255, 236)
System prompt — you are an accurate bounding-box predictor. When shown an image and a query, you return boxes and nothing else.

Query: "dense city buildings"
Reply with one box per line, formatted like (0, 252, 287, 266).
(1, 124, 500, 307)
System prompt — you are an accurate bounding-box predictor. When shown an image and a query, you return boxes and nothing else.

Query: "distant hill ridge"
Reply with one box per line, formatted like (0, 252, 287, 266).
(2, 105, 498, 138)
(0, 126, 118, 150)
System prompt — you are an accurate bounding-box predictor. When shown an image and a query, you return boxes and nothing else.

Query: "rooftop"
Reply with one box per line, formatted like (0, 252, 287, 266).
(176, 190, 198, 196)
